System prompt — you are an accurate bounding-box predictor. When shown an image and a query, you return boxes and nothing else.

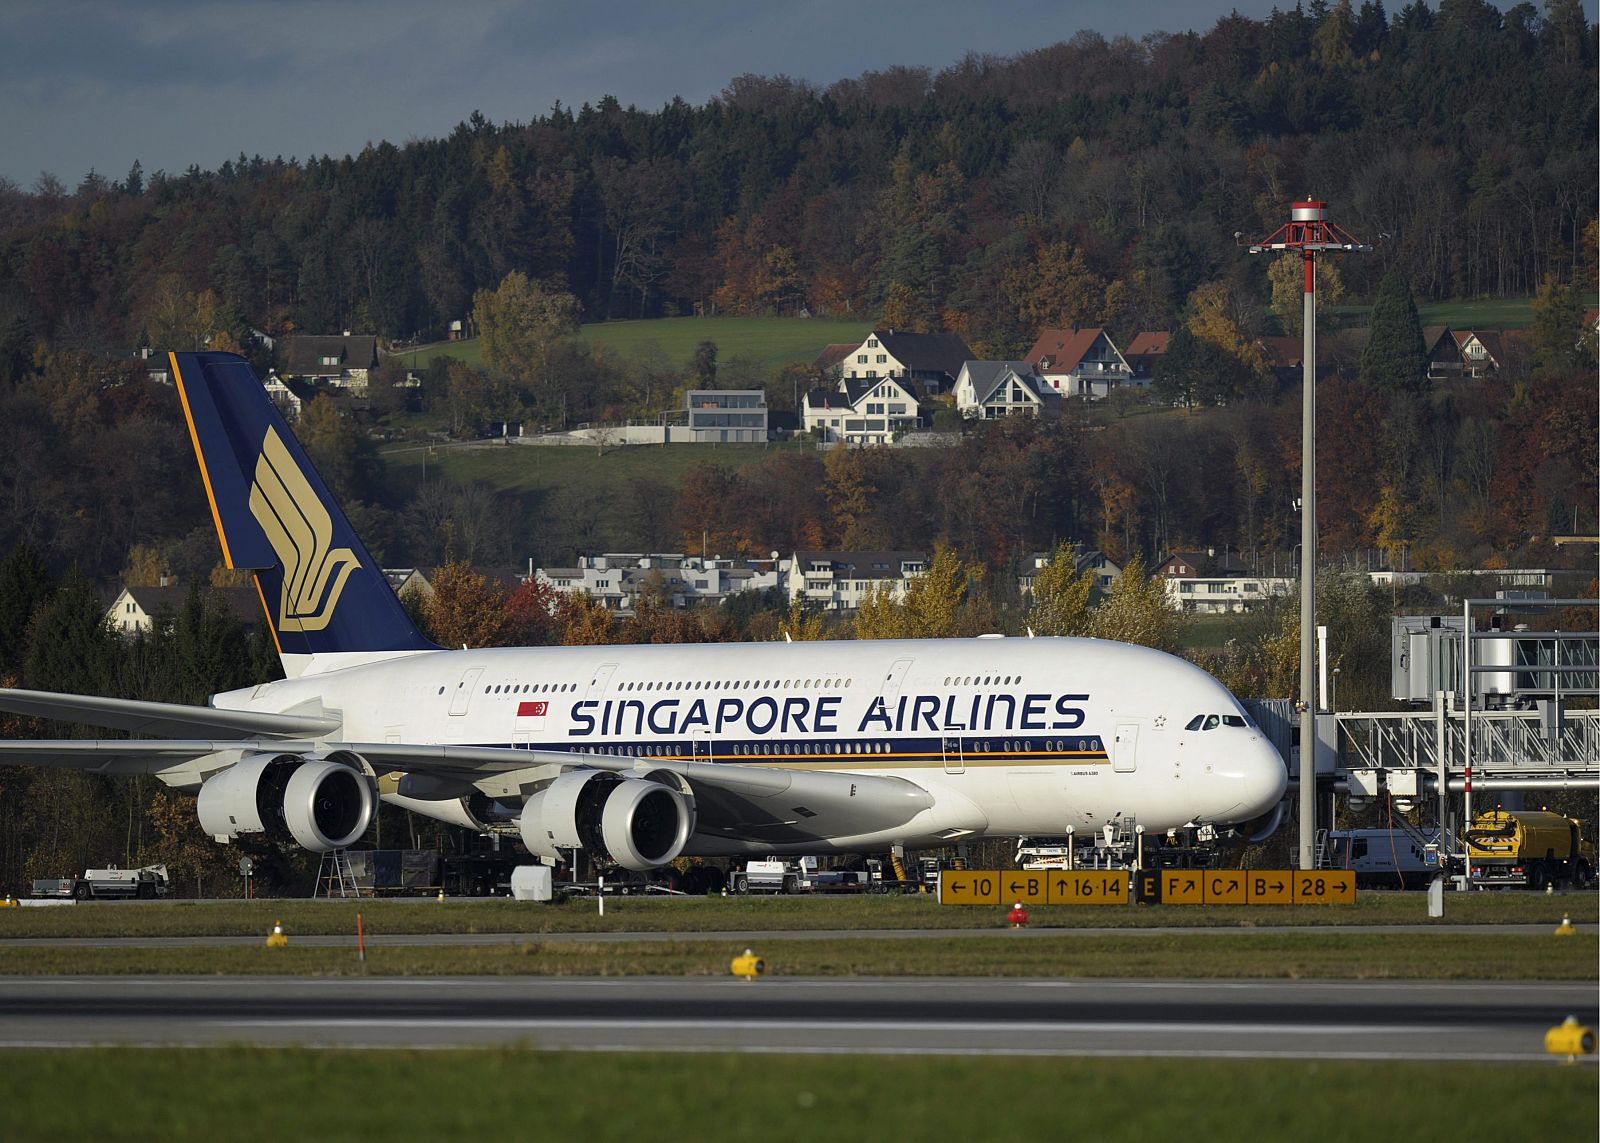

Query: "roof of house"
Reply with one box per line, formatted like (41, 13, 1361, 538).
(871, 330, 975, 378)
(1124, 331, 1170, 357)
(114, 584, 262, 625)
(283, 334, 379, 376)
(791, 551, 928, 578)
(1422, 325, 1453, 354)
(1256, 336, 1304, 370)
(812, 343, 856, 374)
(1157, 550, 1254, 577)
(1025, 328, 1113, 375)
(1453, 329, 1505, 365)
(961, 360, 1058, 405)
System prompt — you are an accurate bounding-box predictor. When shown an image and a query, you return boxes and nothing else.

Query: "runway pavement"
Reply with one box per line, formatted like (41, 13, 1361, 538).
(0, 923, 1570, 948)
(1, 975, 1593, 1061)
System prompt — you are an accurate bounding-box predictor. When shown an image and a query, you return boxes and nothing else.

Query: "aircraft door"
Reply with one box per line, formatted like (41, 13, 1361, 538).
(585, 663, 617, 706)
(692, 738, 712, 763)
(879, 658, 913, 703)
(449, 668, 484, 717)
(942, 735, 965, 775)
(1113, 722, 1139, 773)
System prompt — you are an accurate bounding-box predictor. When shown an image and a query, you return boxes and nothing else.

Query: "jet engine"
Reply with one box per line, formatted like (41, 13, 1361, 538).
(197, 751, 376, 852)
(519, 769, 695, 872)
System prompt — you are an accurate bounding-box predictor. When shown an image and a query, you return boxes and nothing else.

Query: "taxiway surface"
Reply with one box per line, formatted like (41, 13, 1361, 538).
(1, 976, 1592, 1062)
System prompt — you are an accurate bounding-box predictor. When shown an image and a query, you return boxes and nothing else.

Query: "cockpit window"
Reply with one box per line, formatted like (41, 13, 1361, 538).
(1222, 715, 1247, 727)
(1202, 715, 1220, 730)
(1185, 715, 1205, 731)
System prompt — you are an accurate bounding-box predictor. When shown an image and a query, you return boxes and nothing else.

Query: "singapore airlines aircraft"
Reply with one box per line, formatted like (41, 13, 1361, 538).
(0, 352, 1286, 871)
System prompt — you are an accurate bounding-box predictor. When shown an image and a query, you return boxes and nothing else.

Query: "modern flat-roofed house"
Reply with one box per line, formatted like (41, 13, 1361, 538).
(536, 554, 781, 613)
(785, 551, 927, 611)
(684, 390, 768, 443)
(1026, 328, 1134, 399)
(801, 376, 921, 446)
(283, 334, 380, 391)
(836, 330, 973, 395)
(952, 361, 1062, 419)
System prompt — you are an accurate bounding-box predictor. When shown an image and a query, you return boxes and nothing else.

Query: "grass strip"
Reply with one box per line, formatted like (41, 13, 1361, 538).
(0, 890, 1589, 939)
(0, 932, 1592, 980)
(0, 1048, 1592, 1141)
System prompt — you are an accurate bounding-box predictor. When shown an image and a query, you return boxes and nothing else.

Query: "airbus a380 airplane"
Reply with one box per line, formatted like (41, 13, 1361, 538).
(0, 352, 1286, 872)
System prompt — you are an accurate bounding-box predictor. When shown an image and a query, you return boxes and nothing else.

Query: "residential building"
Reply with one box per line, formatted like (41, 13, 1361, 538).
(1424, 326, 1507, 381)
(1018, 546, 1123, 604)
(1025, 328, 1135, 399)
(785, 551, 927, 611)
(536, 554, 781, 613)
(1123, 331, 1170, 385)
(952, 361, 1061, 419)
(836, 330, 974, 394)
(801, 376, 921, 446)
(283, 334, 380, 390)
(106, 584, 260, 635)
(684, 390, 768, 443)
(1155, 550, 1255, 579)
(261, 370, 303, 420)
(1163, 575, 1295, 614)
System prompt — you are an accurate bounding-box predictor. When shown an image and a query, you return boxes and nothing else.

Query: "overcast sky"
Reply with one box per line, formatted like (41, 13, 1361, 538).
(2, 1, 1594, 189)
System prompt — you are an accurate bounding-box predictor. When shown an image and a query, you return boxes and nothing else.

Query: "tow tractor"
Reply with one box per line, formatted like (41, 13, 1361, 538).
(31, 865, 170, 901)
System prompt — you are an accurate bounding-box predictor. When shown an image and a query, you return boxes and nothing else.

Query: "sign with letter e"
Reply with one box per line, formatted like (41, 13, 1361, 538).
(937, 870, 1001, 905)
(1293, 870, 1356, 905)
(1161, 871, 1205, 905)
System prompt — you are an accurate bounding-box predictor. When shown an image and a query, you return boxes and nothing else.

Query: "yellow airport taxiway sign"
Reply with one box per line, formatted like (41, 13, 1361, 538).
(1292, 870, 1356, 904)
(1046, 870, 1129, 905)
(1245, 871, 1294, 905)
(936, 870, 1002, 905)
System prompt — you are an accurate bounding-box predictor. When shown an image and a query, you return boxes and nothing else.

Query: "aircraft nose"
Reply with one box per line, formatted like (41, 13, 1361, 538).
(1239, 736, 1288, 816)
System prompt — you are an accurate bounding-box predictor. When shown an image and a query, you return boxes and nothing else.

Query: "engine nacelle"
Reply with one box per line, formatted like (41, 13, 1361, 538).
(519, 769, 694, 872)
(197, 751, 376, 852)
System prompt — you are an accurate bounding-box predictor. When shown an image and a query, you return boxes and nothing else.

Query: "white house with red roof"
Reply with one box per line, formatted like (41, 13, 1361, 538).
(1025, 328, 1135, 400)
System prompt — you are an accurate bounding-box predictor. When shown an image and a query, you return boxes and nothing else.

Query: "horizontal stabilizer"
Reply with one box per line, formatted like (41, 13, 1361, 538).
(0, 688, 340, 739)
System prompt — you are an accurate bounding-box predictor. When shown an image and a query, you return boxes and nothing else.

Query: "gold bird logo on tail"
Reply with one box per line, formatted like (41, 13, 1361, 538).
(248, 427, 358, 632)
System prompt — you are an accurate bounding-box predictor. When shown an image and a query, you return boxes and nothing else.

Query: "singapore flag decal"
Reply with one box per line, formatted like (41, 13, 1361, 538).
(515, 700, 548, 735)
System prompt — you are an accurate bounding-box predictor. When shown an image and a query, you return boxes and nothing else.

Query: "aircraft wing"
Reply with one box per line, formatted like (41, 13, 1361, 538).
(0, 740, 259, 778)
(349, 743, 941, 843)
(0, 728, 944, 844)
(0, 688, 339, 739)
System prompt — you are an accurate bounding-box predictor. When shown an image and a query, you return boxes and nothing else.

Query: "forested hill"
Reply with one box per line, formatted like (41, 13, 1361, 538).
(0, 0, 1594, 360)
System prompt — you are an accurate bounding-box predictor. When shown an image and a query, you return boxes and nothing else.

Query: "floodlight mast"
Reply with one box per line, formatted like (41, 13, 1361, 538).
(1246, 200, 1369, 872)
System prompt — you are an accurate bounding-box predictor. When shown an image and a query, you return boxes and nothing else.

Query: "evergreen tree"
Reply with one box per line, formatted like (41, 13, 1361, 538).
(22, 571, 118, 698)
(1529, 271, 1585, 375)
(1359, 266, 1429, 395)
(0, 542, 55, 674)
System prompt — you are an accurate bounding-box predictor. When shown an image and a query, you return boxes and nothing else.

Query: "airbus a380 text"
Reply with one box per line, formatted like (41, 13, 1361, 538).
(0, 352, 1287, 873)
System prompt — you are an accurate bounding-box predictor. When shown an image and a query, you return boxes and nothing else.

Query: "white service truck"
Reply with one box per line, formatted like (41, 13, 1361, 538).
(31, 864, 170, 901)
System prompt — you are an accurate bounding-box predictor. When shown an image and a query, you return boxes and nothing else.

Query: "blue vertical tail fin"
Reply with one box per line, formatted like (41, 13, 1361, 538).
(170, 351, 439, 676)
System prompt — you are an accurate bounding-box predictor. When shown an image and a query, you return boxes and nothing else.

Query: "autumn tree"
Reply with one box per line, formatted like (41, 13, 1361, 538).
(1084, 556, 1183, 653)
(1268, 252, 1346, 337)
(425, 560, 514, 648)
(473, 270, 581, 401)
(1528, 271, 1586, 375)
(1003, 241, 1105, 333)
(1027, 542, 1095, 636)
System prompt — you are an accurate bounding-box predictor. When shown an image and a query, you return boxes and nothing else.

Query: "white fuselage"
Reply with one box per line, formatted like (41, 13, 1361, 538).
(215, 635, 1287, 853)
